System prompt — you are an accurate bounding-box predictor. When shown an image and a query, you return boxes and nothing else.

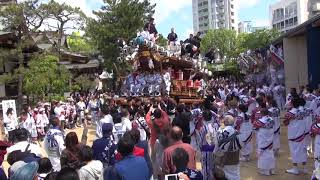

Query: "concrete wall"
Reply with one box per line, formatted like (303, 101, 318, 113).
(283, 35, 308, 92)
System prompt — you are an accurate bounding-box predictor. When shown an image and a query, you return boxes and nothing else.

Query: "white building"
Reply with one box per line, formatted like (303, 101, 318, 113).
(269, 0, 309, 33)
(192, 0, 238, 34)
(309, 0, 320, 17)
(238, 21, 252, 33)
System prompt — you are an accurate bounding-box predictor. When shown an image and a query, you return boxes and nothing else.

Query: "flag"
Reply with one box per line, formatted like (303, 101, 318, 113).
(270, 45, 284, 65)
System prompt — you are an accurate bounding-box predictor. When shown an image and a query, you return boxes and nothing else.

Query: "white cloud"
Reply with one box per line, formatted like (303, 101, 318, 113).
(150, 0, 192, 25)
(239, 0, 259, 9)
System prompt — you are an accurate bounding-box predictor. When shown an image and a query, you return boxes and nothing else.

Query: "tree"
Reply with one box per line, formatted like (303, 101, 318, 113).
(73, 75, 96, 92)
(157, 34, 167, 47)
(23, 54, 71, 99)
(200, 29, 239, 60)
(0, 0, 46, 36)
(40, 0, 87, 52)
(67, 32, 95, 54)
(242, 29, 281, 50)
(86, 0, 155, 71)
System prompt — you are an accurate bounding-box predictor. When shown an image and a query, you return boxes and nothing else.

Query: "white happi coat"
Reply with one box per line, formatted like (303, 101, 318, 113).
(44, 128, 65, 171)
(312, 123, 320, 169)
(255, 116, 275, 170)
(163, 72, 171, 94)
(303, 107, 313, 148)
(273, 85, 285, 110)
(247, 97, 258, 116)
(218, 126, 242, 180)
(190, 108, 202, 151)
(268, 107, 281, 150)
(303, 93, 317, 108)
(235, 112, 253, 156)
(285, 107, 308, 164)
(310, 97, 320, 121)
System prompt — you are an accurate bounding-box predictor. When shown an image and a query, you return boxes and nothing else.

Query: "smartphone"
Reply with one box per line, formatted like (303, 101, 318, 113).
(164, 174, 181, 180)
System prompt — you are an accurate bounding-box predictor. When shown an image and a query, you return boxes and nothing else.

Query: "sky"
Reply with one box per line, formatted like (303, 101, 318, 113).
(36, 0, 280, 40)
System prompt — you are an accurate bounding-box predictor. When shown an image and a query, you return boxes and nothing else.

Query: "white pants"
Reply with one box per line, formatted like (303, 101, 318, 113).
(273, 133, 280, 150)
(223, 164, 240, 180)
(257, 149, 275, 170)
(289, 140, 307, 164)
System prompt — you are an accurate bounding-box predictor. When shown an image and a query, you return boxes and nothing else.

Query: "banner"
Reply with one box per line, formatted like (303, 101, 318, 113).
(2, 100, 17, 121)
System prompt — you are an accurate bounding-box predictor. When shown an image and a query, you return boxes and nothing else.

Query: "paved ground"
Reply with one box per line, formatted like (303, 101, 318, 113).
(1, 124, 314, 180)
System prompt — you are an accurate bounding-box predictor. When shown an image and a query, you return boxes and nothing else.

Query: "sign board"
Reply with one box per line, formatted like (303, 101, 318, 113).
(2, 100, 17, 121)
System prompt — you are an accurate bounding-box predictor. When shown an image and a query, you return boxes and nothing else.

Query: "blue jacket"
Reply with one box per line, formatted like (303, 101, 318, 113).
(136, 140, 153, 178)
(92, 137, 117, 167)
(104, 155, 149, 180)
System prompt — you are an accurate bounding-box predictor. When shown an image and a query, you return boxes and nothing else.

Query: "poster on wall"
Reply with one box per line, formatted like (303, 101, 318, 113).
(2, 100, 17, 121)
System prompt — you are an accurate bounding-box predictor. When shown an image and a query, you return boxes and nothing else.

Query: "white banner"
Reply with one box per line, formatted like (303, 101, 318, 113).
(2, 100, 17, 121)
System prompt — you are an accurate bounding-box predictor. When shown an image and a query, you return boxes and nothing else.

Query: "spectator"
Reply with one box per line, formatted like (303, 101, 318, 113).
(60, 132, 82, 169)
(3, 108, 18, 143)
(96, 105, 113, 139)
(0, 141, 11, 180)
(146, 108, 170, 147)
(172, 104, 191, 144)
(104, 135, 149, 180)
(172, 148, 203, 180)
(56, 167, 80, 180)
(218, 115, 242, 180)
(114, 131, 145, 160)
(44, 117, 65, 171)
(129, 129, 153, 178)
(162, 126, 196, 175)
(113, 108, 132, 143)
(167, 28, 178, 45)
(132, 108, 150, 141)
(38, 158, 53, 180)
(7, 128, 42, 157)
(78, 145, 103, 180)
(11, 161, 39, 180)
(92, 123, 117, 168)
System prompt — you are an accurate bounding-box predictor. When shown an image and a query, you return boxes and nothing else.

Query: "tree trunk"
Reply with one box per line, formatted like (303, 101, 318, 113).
(17, 59, 23, 114)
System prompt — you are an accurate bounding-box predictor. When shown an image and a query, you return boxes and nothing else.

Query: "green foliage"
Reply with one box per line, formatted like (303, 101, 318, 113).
(67, 32, 95, 54)
(200, 28, 281, 60)
(73, 75, 95, 92)
(0, 0, 46, 34)
(241, 29, 281, 50)
(23, 54, 71, 97)
(201, 29, 238, 59)
(157, 34, 167, 47)
(86, 0, 155, 70)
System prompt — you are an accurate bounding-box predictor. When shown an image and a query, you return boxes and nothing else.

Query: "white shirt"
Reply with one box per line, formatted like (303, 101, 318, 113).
(3, 114, 18, 132)
(7, 141, 42, 157)
(96, 114, 113, 138)
(77, 101, 86, 111)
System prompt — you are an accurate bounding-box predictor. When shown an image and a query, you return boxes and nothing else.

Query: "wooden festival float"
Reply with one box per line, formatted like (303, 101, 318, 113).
(119, 44, 209, 104)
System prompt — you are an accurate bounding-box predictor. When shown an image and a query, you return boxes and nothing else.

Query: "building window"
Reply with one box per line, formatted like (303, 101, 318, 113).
(231, 12, 234, 16)
(231, 4, 234, 9)
(294, 16, 298, 25)
(231, 19, 234, 23)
